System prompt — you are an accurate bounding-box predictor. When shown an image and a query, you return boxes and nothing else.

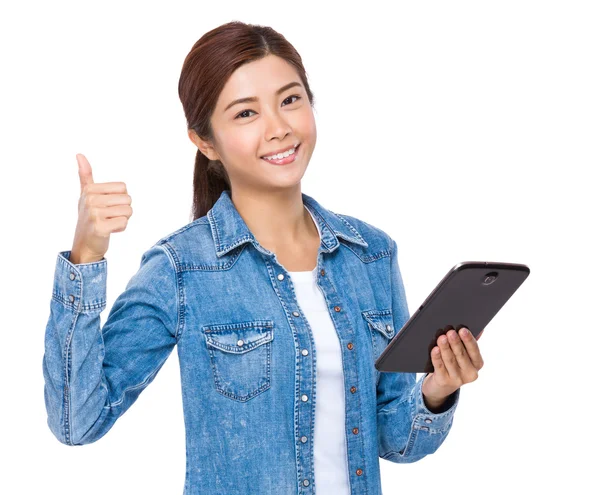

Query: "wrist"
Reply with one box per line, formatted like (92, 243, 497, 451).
(422, 374, 454, 412)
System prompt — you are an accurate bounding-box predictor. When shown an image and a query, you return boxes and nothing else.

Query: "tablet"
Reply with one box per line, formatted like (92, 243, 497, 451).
(375, 261, 530, 374)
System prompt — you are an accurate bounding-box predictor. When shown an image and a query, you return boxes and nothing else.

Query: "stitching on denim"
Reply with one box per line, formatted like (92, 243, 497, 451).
(339, 243, 393, 263)
(179, 242, 248, 271)
(332, 212, 369, 244)
(158, 242, 184, 343)
(203, 320, 273, 402)
(62, 310, 80, 445)
(205, 338, 272, 402)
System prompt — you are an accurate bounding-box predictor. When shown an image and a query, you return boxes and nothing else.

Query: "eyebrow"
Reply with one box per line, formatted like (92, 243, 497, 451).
(224, 81, 302, 113)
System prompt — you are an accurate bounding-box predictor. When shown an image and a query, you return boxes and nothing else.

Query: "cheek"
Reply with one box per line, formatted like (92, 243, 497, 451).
(220, 131, 257, 161)
(299, 109, 317, 147)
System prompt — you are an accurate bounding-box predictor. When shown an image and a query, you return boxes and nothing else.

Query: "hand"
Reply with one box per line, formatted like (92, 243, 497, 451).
(422, 327, 484, 406)
(71, 154, 133, 263)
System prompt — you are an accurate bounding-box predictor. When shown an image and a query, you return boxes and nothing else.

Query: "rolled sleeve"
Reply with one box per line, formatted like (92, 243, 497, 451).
(412, 373, 460, 432)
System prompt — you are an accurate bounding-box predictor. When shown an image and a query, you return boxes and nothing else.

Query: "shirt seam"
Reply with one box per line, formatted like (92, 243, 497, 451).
(158, 242, 184, 344)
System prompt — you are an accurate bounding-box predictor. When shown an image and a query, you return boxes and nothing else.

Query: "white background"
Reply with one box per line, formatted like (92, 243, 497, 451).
(1, 1, 598, 494)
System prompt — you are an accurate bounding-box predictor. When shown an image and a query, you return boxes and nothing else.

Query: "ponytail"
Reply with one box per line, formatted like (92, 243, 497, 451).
(190, 149, 230, 222)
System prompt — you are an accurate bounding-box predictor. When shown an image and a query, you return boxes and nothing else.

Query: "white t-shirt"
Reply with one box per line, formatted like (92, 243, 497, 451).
(286, 205, 351, 495)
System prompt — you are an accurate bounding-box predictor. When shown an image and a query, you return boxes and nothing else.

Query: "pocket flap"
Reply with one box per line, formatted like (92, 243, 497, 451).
(362, 309, 395, 339)
(204, 320, 274, 354)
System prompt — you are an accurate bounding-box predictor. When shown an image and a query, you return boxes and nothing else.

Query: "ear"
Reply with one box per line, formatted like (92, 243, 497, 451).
(187, 129, 220, 161)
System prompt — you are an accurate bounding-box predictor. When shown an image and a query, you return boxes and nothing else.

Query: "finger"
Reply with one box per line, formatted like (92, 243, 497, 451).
(447, 329, 475, 373)
(88, 182, 128, 194)
(438, 334, 460, 381)
(92, 193, 132, 208)
(101, 204, 133, 220)
(459, 327, 485, 370)
(431, 346, 448, 380)
(77, 153, 94, 193)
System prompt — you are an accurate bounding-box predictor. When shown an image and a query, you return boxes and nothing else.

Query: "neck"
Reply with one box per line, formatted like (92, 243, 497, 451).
(230, 188, 317, 247)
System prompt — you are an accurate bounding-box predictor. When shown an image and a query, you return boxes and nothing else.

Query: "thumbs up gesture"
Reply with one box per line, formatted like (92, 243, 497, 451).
(70, 154, 133, 264)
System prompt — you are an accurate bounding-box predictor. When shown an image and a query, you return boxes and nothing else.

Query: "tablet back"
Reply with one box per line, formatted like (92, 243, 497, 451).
(375, 261, 530, 374)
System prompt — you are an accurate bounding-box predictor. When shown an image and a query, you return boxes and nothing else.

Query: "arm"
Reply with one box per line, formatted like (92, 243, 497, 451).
(376, 238, 460, 463)
(42, 243, 180, 446)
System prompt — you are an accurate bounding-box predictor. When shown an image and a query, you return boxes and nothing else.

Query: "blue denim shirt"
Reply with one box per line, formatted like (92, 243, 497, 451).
(43, 189, 459, 495)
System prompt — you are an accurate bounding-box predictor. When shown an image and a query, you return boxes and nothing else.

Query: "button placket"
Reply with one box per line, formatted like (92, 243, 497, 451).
(273, 260, 367, 491)
(317, 270, 368, 484)
(276, 268, 314, 489)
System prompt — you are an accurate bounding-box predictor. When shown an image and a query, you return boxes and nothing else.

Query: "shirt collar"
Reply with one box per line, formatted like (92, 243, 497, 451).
(207, 189, 368, 257)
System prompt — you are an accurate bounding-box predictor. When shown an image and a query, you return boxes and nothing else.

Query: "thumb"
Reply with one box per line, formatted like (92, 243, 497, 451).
(76, 153, 94, 192)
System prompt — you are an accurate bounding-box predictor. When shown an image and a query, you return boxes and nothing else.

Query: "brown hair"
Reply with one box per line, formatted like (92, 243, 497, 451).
(178, 21, 317, 221)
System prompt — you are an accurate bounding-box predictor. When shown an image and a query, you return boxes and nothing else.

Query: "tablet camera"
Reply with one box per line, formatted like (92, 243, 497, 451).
(482, 271, 498, 285)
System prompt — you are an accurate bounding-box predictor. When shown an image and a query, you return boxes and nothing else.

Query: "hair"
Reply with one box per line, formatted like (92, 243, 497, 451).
(178, 21, 317, 222)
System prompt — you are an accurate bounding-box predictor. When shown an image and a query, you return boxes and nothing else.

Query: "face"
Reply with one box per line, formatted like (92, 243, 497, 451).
(188, 54, 317, 195)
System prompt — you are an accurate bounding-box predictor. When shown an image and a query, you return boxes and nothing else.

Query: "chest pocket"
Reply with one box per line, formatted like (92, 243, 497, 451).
(361, 309, 395, 370)
(203, 320, 274, 402)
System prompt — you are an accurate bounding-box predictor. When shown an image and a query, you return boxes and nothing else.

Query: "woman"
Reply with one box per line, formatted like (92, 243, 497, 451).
(43, 21, 484, 495)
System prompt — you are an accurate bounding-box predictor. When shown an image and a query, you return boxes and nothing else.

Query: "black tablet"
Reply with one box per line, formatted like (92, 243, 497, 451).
(375, 261, 530, 374)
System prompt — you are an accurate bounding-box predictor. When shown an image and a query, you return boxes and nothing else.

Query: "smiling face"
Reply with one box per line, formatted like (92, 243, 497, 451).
(188, 54, 317, 195)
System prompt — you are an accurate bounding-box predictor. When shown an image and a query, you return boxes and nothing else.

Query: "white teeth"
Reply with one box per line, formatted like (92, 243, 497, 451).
(262, 144, 298, 160)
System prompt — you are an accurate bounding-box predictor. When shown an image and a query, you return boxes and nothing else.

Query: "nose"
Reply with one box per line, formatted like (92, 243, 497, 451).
(263, 108, 293, 141)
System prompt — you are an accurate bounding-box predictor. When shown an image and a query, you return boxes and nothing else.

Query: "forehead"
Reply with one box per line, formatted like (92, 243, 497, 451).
(217, 55, 300, 106)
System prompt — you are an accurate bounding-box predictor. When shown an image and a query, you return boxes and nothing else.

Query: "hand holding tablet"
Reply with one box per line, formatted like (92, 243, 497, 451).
(375, 261, 530, 374)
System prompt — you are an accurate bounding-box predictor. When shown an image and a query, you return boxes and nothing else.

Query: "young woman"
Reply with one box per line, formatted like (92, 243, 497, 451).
(43, 21, 484, 495)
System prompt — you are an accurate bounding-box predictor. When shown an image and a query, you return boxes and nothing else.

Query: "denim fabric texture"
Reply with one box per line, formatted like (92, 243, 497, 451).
(43, 189, 460, 494)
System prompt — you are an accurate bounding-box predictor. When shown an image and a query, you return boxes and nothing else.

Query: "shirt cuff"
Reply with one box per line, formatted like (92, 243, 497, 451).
(53, 250, 107, 312)
(412, 373, 460, 432)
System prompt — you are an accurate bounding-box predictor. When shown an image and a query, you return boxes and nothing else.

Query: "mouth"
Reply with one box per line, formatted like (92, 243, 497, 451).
(260, 143, 301, 166)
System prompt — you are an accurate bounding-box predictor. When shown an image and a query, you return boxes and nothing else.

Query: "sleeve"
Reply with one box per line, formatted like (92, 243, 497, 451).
(376, 237, 460, 463)
(42, 243, 180, 446)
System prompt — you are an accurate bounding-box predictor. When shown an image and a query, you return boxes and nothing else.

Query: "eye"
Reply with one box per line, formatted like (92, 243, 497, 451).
(234, 95, 302, 119)
(235, 109, 256, 119)
(283, 94, 302, 106)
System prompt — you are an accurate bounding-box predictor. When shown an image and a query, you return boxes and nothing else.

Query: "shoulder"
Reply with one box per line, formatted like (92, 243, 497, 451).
(155, 216, 210, 245)
(143, 217, 213, 269)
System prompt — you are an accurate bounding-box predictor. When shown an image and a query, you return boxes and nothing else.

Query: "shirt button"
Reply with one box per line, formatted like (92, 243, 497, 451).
(301, 436, 308, 443)
(352, 427, 359, 434)
(237, 339, 244, 346)
(69, 272, 76, 280)
(301, 394, 308, 402)
(347, 342, 354, 350)
(425, 418, 432, 424)
(301, 349, 309, 356)
(386, 324, 392, 331)
(320, 269, 325, 276)
(356, 469, 363, 476)
(350, 386, 357, 393)
(277, 273, 284, 280)
(69, 295, 75, 303)
(334, 306, 341, 312)
(293, 311, 300, 317)
(303, 480, 310, 487)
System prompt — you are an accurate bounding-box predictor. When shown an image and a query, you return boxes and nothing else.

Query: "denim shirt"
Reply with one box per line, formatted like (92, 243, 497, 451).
(43, 189, 460, 495)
